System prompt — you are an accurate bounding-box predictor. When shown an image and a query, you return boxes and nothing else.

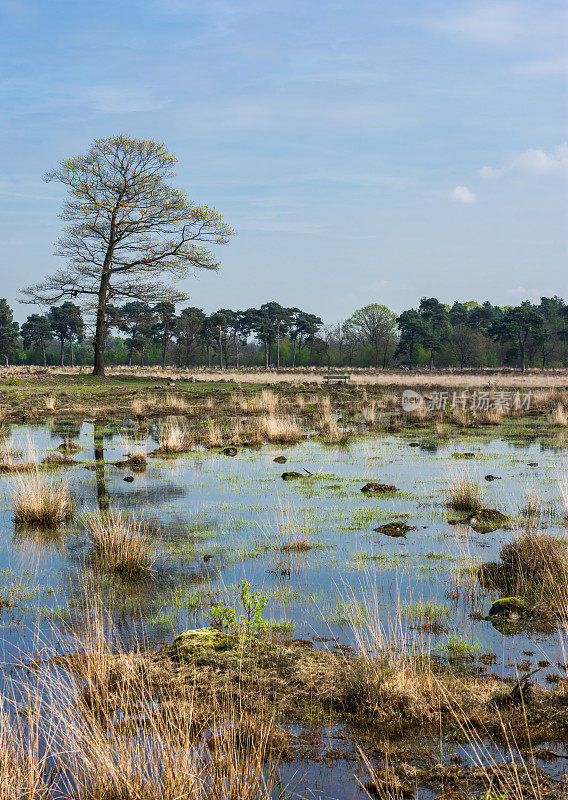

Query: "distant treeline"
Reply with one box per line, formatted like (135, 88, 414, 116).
(1, 296, 567, 372)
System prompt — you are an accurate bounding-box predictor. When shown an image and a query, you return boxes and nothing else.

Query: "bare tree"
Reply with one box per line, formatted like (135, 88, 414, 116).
(21, 134, 234, 376)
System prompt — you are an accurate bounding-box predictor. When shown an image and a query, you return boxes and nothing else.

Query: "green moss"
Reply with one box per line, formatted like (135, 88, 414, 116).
(171, 627, 237, 657)
(487, 597, 527, 618)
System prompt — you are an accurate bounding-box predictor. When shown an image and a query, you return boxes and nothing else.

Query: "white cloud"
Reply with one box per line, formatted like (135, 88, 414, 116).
(431, 3, 528, 45)
(479, 144, 568, 178)
(429, 2, 566, 48)
(450, 185, 477, 204)
(508, 286, 527, 296)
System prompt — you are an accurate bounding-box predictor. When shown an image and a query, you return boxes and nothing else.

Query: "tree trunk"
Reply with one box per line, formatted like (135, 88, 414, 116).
(41, 342, 46, 368)
(218, 326, 223, 370)
(429, 351, 434, 370)
(93, 272, 111, 377)
(69, 339, 74, 368)
(161, 329, 168, 370)
(382, 336, 390, 370)
(292, 338, 297, 368)
(264, 341, 268, 370)
(235, 335, 239, 369)
(520, 343, 526, 373)
(60, 339, 64, 366)
(277, 323, 280, 370)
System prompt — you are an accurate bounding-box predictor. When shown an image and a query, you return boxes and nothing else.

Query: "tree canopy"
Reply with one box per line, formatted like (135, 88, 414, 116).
(22, 134, 234, 376)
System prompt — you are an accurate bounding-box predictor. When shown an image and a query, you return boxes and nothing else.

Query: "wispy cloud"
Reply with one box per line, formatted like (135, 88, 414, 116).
(479, 144, 568, 178)
(450, 185, 477, 204)
(429, 2, 565, 47)
(430, 3, 529, 45)
(87, 86, 167, 114)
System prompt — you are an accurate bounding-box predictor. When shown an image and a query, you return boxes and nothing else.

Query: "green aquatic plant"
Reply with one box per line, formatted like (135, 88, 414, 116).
(400, 600, 452, 621)
(208, 579, 270, 635)
(441, 635, 480, 659)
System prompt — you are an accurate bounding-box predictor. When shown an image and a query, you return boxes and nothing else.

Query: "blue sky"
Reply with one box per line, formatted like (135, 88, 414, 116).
(1, 0, 566, 324)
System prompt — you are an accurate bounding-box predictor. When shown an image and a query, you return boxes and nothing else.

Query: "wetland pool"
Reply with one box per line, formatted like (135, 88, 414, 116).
(1, 417, 567, 674)
(1, 416, 568, 798)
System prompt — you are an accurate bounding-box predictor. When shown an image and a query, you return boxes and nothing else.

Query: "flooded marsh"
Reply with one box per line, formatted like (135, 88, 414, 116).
(1, 407, 568, 798)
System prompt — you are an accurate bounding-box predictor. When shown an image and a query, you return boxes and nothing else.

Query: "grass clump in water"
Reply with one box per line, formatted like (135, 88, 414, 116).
(448, 470, 483, 513)
(155, 422, 193, 453)
(479, 531, 568, 607)
(400, 600, 452, 621)
(13, 471, 74, 527)
(441, 635, 480, 660)
(85, 510, 156, 578)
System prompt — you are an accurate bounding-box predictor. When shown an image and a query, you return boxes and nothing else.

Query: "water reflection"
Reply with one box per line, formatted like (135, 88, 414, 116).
(93, 418, 109, 512)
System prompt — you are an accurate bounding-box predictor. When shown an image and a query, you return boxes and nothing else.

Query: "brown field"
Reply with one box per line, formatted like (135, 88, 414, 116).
(3, 364, 568, 388)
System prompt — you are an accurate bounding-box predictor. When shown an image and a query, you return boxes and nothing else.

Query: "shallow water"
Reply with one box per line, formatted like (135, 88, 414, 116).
(2, 418, 568, 797)
(1, 417, 567, 678)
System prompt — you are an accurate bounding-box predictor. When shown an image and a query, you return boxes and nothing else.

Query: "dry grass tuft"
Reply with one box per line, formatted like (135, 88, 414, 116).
(476, 406, 504, 425)
(548, 402, 568, 427)
(448, 471, 483, 513)
(379, 391, 399, 410)
(247, 389, 279, 414)
(449, 406, 469, 427)
(203, 418, 223, 447)
(495, 532, 568, 596)
(0, 438, 23, 466)
(42, 452, 76, 466)
(163, 392, 189, 413)
(156, 422, 193, 453)
(519, 481, 547, 524)
(13, 471, 74, 526)
(44, 395, 56, 411)
(229, 418, 243, 445)
(85, 510, 156, 577)
(361, 400, 377, 425)
(318, 394, 332, 415)
(261, 502, 314, 575)
(254, 414, 303, 443)
(131, 396, 146, 417)
(0, 612, 283, 800)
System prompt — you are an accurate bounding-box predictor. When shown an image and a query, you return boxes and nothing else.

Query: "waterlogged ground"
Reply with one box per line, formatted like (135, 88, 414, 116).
(1, 416, 568, 797)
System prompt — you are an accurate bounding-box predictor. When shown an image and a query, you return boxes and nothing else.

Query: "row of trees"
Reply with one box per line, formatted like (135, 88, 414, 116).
(394, 297, 568, 372)
(3, 295, 568, 372)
